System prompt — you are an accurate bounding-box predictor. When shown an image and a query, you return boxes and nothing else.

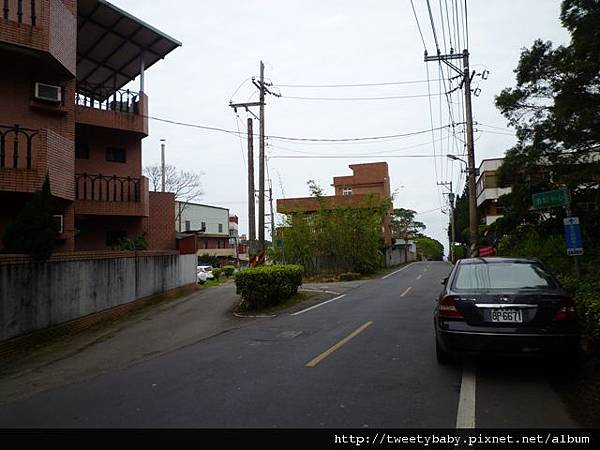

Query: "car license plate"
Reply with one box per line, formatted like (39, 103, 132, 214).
(490, 309, 523, 323)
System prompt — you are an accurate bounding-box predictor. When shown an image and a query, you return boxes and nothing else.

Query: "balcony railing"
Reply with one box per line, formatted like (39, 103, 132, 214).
(75, 173, 142, 203)
(0, 124, 38, 170)
(2, 0, 37, 26)
(75, 83, 140, 114)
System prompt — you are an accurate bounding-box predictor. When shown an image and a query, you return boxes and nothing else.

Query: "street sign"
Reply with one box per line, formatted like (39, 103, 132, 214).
(532, 189, 567, 209)
(563, 217, 583, 256)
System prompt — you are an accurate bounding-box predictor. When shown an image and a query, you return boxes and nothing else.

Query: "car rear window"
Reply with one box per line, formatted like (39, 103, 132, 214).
(453, 262, 557, 290)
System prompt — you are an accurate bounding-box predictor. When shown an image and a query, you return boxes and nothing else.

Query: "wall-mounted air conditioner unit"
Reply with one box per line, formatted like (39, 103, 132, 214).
(34, 82, 62, 103)
(53, 214, 64, 234)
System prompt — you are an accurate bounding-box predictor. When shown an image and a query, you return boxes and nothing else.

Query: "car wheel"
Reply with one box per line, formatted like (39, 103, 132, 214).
(436, 339, 454, 365)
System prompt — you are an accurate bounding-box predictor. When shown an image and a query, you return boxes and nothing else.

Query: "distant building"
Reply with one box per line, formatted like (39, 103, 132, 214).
(277, 162, 393, 246)
(476, 158, 512, 225)
(176, 201, 239, 262)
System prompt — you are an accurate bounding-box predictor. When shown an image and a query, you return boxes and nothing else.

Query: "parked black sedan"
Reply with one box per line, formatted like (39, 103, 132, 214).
(434, 257, 580, 364)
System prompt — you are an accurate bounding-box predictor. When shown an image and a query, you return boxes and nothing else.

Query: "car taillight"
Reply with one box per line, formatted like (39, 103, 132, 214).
(554, 297, 577, 321)
(439, 295, 464, 319)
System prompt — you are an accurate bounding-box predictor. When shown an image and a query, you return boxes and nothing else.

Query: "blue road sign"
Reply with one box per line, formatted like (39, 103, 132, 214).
(564, 217, 583, 256)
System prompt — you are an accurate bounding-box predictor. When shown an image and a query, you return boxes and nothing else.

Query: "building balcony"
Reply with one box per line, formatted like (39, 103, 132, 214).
(74, 173, 149, 217)
(0, 0, 76, 75)
(476, 187, 512, 207)
(0, 123, 74, 200)
(75, 83, 148, 136)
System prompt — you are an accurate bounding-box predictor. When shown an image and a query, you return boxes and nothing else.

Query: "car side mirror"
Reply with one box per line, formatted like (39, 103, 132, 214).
(441, 277, 448, 285)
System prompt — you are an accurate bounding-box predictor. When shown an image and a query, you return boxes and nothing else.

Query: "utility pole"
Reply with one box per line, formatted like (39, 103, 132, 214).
(229, 61, 280, 260)
(426, 49, 479, 257)
(247, 118, 256, 245)
(228, 104, 261, 255)
(258, 61, 266, 251)
(438, 181, 455, 262)
(462, 50, 478, 257)
(160, 139, 166, 192)
(269, 182, 275, 246)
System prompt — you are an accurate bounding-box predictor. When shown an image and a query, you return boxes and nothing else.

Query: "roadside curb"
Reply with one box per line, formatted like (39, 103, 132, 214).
(233, 312, 277, 319)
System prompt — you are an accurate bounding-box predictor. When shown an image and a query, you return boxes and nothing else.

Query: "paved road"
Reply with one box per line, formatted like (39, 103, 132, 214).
(0, 262, 579, 427)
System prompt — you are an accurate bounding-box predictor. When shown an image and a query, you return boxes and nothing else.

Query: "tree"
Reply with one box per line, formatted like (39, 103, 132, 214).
(391, 208, 426, 262)
(276, 180, 390, 274)
(416, 237, 444, 261)
(2, 175, 59, 261)
(144, 164, 204, 223)
(493, 0, 600, 275)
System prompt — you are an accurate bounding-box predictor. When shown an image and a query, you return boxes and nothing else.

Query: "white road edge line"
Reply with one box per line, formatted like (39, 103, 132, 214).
(291, 294, 347, 316)
(299, 288, 341, 295)
(381, 262, 416, 280)
(456, 363, 476, 429)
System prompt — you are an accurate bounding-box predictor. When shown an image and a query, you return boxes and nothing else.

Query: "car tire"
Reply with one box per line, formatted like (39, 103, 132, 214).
(436, 339, 454, 365)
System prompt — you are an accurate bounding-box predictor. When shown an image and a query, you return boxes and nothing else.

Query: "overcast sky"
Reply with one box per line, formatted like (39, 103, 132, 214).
(112, 0, 570, 252)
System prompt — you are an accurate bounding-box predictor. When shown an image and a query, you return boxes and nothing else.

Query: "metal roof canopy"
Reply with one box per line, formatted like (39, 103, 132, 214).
(77, 0, 181, 99)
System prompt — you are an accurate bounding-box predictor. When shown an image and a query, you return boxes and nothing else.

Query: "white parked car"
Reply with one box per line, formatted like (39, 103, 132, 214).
(197, 265, 214, 284)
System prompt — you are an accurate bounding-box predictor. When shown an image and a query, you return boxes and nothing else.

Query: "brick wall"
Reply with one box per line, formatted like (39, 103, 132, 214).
(0, 0, 77, 77)
(74, 215, 145, 251)
(74, 125, 142, 178)
(145, 192, 176, 251)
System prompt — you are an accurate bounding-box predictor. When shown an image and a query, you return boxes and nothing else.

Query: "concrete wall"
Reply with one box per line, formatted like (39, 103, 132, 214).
(385, 247, 416, 267)
(0, 252, 196, 341)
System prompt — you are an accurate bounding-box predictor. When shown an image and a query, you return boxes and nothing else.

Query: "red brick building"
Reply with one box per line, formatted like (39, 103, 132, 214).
(0, 0, 180, 251)
(277, 162, 394, 246)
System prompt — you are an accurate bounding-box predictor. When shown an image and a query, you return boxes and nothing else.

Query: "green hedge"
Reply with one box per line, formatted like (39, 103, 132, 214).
(212, 268, 222, 280)
(558, 275, 600, 348)
(235, 265, 304, 309)
(223, 265, 236, 277)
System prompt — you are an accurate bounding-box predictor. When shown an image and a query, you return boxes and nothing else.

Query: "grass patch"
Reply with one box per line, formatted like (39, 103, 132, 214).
(234, 291, 318, 316)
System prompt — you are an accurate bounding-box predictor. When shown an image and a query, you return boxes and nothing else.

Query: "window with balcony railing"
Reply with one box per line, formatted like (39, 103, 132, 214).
(0, 124, 37, 170)
(75, 82, 140, 114)
(75, 173, 141, 203)
(2, 0, 38, 26)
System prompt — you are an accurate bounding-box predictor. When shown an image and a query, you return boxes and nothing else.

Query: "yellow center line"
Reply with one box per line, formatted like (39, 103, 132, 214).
(306, 321, 373, 368)
(401, 287, 412, 297)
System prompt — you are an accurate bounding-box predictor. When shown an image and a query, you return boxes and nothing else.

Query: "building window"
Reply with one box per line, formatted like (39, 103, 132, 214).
(201, 221, 206, 231)
(218, 223, 223, 233)
(342, 187, 353, 196)
(185, 220, 191, 231)
(106, 230, 127, 247)
(106, 147, 126, 163)
(75, 143, 90, 159)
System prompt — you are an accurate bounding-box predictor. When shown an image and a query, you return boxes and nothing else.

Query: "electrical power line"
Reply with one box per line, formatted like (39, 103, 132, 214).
(272, 78, 444, 88)
(410, 0, 428, 50)
(279, 93, 443, 101)
(146, 114, 452, 143)
(269, 154, 467, 159)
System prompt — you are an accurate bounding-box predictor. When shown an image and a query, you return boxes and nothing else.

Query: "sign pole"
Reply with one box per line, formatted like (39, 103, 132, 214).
(564, 188, 581, 280)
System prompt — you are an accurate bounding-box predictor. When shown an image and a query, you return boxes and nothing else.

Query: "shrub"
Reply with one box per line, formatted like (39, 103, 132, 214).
(558, 274, 600, 349)
(212, 268, 222, 280)
(235, 264, 303, 310)
(2, 175, 59, 261)
(223, 265, 236, 277)
(339, 272, 361, 281)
